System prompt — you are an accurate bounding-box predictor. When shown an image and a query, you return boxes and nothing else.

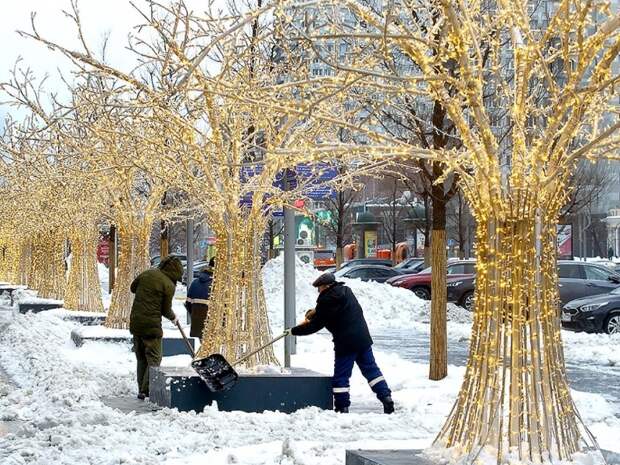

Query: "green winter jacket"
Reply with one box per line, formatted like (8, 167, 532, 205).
(129, 256, 183, 338)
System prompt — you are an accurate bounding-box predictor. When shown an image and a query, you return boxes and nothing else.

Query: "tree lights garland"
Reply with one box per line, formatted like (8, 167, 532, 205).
(0, 1, 617, 463)
(278, 0, 619, 462)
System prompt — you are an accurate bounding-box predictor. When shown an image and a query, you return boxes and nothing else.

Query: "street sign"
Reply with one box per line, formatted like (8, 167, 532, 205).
(240, 162, 338, 207)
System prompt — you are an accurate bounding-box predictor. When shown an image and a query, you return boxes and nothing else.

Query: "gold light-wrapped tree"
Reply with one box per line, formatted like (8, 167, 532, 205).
(0, 121, 69, 301)
(18, 1, 402, 365)
(282, 0, 619, 461)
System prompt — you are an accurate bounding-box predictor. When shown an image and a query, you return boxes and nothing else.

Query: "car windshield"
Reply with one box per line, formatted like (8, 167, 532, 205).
(395, 259, 421, 269)
(334, 268, 349, 278)
(420, 266, 432, 274)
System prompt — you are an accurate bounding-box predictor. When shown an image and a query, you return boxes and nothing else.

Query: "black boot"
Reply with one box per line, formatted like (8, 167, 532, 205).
(335, 406, 349, 413)
(381, 396, 394, 414)
(137, 393, 146, 400)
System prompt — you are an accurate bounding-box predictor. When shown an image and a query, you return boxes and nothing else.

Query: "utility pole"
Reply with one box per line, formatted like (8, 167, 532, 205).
(186, 218, 195, 324)
(283, 169, 297, 367)
(108, 225, 116, 294)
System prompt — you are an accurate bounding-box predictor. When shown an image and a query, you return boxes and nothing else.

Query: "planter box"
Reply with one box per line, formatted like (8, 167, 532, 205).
(149, 366, 333, 413)
(18, 302, 63, 314)
(46, 309, 107, 326)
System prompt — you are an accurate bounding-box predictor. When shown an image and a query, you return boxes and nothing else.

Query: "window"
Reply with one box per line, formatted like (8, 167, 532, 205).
(558, 264, 584, 279)
(447, 264, 465, 275)
(463, 263, 476, 274)
(374, 269, 394, 277)
(347, 269, 367, 279)
(585, 266, 611, 281)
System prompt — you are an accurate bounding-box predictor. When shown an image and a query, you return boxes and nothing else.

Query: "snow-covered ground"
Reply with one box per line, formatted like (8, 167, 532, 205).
(0, 258, 618, 465)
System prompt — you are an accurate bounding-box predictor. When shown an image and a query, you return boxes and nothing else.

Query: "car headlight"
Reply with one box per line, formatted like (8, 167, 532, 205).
(579, 302, 608, 313)
(447, 281, 462, 288)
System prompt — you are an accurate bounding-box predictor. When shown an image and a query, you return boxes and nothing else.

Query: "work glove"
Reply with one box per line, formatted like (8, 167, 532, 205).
(172, 317, 180, 326)
(283, 328, 293, 336)
(304, 308, 316, 320)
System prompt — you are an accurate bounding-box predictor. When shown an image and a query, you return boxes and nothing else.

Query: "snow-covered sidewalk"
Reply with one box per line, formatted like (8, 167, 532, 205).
(0, 257, 619, 464)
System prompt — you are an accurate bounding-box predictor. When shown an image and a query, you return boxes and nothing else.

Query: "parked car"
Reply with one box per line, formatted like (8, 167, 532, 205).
(324, 258, 393, 273)
(448, 261, 620, 312)
(386, 260, 476, 300)
(393, 257, 426, 274)
(447, 276, 476, 311)
(150, 254, 187, 267)
(562, 289, 620, 334)
(334, 265, 403, 283)
(314, 249, 336, 271)
(556, 261, 620, 305)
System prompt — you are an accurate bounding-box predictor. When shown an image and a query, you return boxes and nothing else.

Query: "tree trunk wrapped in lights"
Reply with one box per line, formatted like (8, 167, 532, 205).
(0, 238, 19, 284)
(28, 233, 65, 301)
(105, 221, 151, 329)
(436, 204, 583, 461)
(65, 227, 104, 313)
(283, 0, 619, 461)
(196, 213, 278, 365)
(17, 241, 32, 287)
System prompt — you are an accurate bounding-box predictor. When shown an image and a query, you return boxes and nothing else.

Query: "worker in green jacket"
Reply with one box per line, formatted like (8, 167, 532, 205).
(129, 255, 184, 399)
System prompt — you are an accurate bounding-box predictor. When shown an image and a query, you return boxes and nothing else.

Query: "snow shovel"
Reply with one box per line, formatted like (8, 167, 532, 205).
(174, 320, 287, 393)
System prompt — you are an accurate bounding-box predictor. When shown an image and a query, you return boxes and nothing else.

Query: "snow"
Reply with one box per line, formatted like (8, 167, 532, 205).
(73, 325, 191, 339)
(262, 255, 472, 332)
(47, 308, 107, 318)
(562, 332, 620, 367)
(18, 295, 63, 305)
(0, 257, 619, 464)
(98, 263, 112, 310)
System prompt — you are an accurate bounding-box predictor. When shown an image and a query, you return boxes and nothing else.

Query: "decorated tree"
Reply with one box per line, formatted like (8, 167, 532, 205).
(15, 0, 400, 365)
(283, 0, 619, 461)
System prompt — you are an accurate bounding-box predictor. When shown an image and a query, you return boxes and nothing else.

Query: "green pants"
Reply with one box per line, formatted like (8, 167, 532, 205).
(133, 336, 162, 395)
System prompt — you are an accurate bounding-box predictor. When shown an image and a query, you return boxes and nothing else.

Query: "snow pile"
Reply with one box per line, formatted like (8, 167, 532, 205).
(562, 332, 620, 367)
(12, 287, 38, 303)
(262, 255, 472, 331)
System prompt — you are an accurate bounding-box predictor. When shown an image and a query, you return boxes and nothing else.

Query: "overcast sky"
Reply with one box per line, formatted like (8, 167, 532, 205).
(0, 0, 216, 125)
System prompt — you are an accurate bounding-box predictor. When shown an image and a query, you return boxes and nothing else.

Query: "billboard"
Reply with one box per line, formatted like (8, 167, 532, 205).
(240, 163, 337, 210)
(364, 230, 378, 258)
(557, 224, 573, 260)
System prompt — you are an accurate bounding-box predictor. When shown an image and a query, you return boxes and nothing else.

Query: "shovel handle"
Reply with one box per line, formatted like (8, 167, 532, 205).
(175, 320, 196, 358)
(232, 331, 288, 367)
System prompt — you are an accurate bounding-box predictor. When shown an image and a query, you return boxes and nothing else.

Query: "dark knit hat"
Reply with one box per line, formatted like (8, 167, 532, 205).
(312, 272, 336, 288)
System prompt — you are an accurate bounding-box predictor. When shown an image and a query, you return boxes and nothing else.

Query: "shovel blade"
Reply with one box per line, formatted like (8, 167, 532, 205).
(191, 354, 239, 392)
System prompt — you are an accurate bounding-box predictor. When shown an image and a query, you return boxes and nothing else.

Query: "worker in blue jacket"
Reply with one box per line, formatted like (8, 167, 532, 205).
(185, 258, 214, 340)
(289, 272, 394, 414)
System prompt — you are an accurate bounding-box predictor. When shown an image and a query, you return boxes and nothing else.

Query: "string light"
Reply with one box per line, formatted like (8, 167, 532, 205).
(0, 1, 617, 462)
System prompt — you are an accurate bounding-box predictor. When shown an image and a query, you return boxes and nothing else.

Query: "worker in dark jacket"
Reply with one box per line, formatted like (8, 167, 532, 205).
(289, 272, 394, 414)
(185, 257, 214, 340)
(129, 255, 183, 399)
